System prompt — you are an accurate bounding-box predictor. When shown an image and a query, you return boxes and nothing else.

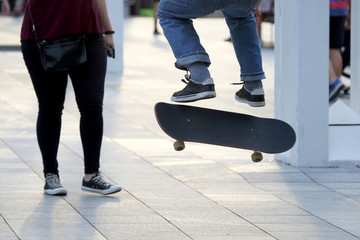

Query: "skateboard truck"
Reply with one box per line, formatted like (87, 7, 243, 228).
(173, 140, 263, 163)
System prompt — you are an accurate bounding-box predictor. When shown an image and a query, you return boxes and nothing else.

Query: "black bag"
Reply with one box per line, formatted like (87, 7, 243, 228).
(37, 36, 87, 71)
(28, 2, 87, 71)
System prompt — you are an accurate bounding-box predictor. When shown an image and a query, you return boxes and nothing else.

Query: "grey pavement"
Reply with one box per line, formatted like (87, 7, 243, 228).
(1, 16, 360, 240)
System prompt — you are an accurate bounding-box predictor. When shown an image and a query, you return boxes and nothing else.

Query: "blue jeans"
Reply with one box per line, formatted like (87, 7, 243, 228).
(157, 0, 265, 81)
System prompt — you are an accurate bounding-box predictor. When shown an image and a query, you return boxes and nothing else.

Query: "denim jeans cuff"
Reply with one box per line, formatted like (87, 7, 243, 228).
(241, 72, 266, 81)
(175, 52, 211, 70)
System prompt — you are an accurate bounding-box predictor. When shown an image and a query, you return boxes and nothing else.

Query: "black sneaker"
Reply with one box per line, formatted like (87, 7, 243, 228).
(235, 85, 265, 107)
(171, 74, 216, 102)
(82, 173, 122, 195)
(44, 173, 67, 196)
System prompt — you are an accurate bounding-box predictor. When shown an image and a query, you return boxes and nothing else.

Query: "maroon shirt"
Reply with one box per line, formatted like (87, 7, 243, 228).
(21, 0, 103, 41)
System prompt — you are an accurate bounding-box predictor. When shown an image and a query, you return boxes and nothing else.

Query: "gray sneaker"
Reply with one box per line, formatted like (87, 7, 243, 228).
(171, 74, 216, 102)
(82, 172, 122, 195)
(44, 173, 67, 196)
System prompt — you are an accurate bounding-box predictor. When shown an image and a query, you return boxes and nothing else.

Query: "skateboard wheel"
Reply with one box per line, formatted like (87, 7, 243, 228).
(251, 151, 263, 162)
(174, 140, 185, 151)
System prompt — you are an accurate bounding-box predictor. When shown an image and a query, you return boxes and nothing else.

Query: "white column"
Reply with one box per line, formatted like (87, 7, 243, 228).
(351, 0, 360, 114)
(274, 0, 329, 167)
(107, 0, 123, 74)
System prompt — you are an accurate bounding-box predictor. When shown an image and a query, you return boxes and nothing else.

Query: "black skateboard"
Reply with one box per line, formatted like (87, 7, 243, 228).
(154, 102, 296, 162)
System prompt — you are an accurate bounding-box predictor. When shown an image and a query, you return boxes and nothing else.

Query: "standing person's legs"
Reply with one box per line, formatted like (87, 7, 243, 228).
(330, 49, 343, 78)
(70, 35, 121, 195)
(341, 29, 350, 71)
(22, 40, 68, 176)
(69, 35, 107, 176)
(222, 2, 266, 107)
(22, 40, 68, 195)
(153, 0, 161, 35)
(329, 16, 346, 102)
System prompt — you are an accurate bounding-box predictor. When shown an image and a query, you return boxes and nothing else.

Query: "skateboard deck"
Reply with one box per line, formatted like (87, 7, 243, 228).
(154, 102, 296, 162)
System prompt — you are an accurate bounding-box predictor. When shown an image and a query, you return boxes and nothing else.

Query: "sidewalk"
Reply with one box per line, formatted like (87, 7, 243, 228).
(0, 16, 360, 240)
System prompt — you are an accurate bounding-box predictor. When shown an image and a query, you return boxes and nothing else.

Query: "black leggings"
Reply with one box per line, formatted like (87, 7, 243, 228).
(21, 35, 107, 176)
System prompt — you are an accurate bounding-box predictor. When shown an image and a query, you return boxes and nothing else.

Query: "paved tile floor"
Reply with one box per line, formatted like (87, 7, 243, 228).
(0, 16, 359, 240)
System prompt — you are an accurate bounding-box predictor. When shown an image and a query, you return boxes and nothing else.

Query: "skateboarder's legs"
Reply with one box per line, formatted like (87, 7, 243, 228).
(157, 0, 266, 107)
(158, 0, 264, 73)
(222, 6, 265, 81)
(157, 0, 213, 69)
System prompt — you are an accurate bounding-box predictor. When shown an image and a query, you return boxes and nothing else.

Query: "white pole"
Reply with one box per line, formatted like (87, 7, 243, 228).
(107, 0, 124, 74)
(351, 0, 360, 113)
(274, 0, 329, 167)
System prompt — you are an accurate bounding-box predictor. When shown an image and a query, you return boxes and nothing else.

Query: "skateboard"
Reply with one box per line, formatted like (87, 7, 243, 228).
(154, 102, 296, 162)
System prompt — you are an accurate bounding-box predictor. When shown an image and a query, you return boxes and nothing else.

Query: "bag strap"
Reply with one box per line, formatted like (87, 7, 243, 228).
(27, 2, 85, 44)
(27, 1, 40, 43)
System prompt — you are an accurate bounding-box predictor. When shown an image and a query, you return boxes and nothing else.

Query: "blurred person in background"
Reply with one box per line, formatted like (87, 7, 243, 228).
(329, 0, 349, 102)
(341, 0, 350, 80)
(1, 0, 25, 16)
(256, 0, 274, 45)
(153, 0, 161, 35)
(1, 0, 11, 15)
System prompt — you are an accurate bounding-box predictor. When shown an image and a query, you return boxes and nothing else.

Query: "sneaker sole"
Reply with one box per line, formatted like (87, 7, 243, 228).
(329, 85, 345, 102)
(235, 95, 265, 107)
(81, 186, 122, 195)
(330, 90, 345, 103)
(44, 188, 67, 196)
(171, 91, 216, 103)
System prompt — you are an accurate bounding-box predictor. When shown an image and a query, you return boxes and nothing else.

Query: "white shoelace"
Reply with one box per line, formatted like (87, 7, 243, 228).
(91, 175, 111, 188)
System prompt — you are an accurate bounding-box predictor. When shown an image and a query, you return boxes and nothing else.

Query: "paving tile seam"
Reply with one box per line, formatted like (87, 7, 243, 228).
(107, 136, 360, 238)
(211, 162, 360, 237)
(128, 152, 279, 238)
(0, 126, 110, 238)
(106, 139, 276, 238)
(100, 141, 198, 239)
(0, 98, 35, 125)
(60, 198, 113, 240)
(112, 189, 193, 239)
(0, 138, 39, 177)
(0, 213, 21, 240)
(74, 137, 197, 238)
(253, 191, 360, 238)
(299, 169, 360, 203)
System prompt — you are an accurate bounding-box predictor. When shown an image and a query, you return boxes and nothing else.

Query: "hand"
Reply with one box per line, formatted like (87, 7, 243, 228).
(345, 11, 351, 30)
(104, 34, 115, 58)
(254, 6, 262, 20)
(1, 0, 11, 15)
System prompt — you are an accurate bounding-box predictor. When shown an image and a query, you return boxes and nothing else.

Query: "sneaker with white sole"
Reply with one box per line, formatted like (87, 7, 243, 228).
(44, 173, 67, 196)
(171, 74, 216, 102)
(235, 85, 265, 107)
(82, 172, 122, 195)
